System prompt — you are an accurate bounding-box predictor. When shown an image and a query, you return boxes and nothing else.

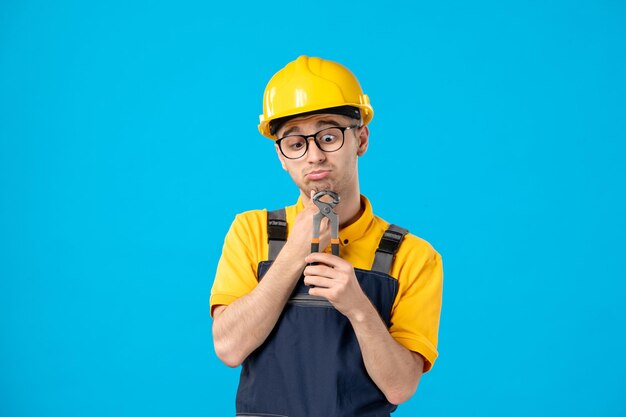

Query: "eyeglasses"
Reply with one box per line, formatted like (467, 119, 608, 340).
(276, 125, 360, 159)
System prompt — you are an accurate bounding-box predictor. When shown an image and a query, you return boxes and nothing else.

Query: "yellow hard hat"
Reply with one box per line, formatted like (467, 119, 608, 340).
(258, 56, 374, 139)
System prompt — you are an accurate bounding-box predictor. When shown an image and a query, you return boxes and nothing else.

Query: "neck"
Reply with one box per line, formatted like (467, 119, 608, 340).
(335, 187, 363, 228)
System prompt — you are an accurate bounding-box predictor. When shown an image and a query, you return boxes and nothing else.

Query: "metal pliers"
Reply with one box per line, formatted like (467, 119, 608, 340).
(311, 191, 341, 257)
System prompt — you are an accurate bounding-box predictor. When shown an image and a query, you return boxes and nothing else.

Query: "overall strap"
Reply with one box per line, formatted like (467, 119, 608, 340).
(267, 209, 287, 261)
(372, 225, 408, 274)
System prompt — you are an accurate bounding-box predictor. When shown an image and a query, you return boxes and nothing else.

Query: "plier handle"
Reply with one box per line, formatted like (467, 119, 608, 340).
(311, 191, 340, 257)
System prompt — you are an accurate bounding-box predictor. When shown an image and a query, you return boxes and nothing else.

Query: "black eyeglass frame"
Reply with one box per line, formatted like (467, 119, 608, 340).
(275, 125, 361, 160)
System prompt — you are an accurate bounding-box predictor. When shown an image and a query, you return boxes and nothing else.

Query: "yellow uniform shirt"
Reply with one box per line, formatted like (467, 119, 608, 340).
(210, 195, 443, 371)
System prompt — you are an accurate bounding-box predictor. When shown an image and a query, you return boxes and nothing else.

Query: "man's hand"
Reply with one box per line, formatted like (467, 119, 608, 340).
(303, 252, 370, 320)
(285, 191, 331, 258)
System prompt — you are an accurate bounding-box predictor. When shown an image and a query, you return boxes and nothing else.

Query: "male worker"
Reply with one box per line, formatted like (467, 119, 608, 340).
(210, 56, 443, 417)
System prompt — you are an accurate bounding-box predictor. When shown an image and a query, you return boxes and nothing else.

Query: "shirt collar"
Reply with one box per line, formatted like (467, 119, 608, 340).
(294, 194, 375, 247)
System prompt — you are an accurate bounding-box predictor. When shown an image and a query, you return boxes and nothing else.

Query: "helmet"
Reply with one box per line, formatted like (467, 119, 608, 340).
(258, 56, 374, 139)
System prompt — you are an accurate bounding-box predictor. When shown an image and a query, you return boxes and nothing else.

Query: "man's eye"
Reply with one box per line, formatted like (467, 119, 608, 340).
(320, 134, 336, 143)
(288, 140, 305, 150)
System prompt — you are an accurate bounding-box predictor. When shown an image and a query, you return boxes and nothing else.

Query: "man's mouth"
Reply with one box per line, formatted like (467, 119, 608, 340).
(306, 170, 331, 180)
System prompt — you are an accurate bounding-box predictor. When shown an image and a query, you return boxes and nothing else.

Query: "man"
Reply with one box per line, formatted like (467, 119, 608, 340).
(210, 56, 443, 417)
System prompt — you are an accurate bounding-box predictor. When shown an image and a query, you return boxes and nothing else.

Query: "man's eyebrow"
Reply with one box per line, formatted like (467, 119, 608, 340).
(281, 119, 343, 137)
(281, 126, 300, 137)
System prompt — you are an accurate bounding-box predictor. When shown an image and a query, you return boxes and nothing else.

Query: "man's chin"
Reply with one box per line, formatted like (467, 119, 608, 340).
(298, 183, 334, 198)
(308, 182, 335, 195)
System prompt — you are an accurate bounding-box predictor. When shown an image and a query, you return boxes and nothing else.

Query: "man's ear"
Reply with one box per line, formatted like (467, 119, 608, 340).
(356, 125, 369, 156)
(275, 143, 288, 170)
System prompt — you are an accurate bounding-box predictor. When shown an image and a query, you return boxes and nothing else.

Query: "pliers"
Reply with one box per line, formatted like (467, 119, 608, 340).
(311, 191, 341, 257)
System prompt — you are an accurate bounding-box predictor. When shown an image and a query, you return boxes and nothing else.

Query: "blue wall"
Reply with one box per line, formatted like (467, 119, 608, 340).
(1, 1, 625, 415)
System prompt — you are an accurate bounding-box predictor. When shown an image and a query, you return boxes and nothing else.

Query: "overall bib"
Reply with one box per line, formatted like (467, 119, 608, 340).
(235, 209, 408, 417)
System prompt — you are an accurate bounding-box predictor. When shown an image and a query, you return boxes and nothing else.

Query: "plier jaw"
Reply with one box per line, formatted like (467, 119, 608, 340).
(311, 191, 341, 257)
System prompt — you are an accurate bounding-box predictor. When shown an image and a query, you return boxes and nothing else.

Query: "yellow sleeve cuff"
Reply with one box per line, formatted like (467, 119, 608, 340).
(391, 332, 439, 372)
(209, 293, 240, 317)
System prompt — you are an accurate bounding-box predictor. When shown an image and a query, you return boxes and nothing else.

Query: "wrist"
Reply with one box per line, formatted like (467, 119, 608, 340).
(346, 296, 378, 324)
(282, 239, 310, 261)
(277, 240, 309, 268)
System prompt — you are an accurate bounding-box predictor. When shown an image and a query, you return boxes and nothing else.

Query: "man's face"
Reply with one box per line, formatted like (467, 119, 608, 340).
(274, 113, 369, 198)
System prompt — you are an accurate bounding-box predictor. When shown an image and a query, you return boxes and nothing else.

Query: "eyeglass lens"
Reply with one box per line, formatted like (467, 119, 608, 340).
(279, 127, 344, 159)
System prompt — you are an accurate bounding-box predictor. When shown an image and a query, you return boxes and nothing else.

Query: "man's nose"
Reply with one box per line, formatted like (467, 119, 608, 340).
(305, 138, 326, 163)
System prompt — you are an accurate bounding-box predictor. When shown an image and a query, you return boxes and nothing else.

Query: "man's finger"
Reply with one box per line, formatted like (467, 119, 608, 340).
(304, 264, 336, 278)
(305, 252, 346, 268)
(308, 286, 333, 299)
(304, 275, 334, 288)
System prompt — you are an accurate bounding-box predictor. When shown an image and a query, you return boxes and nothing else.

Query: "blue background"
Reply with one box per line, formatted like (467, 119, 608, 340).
(1, 0, 625, 416)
